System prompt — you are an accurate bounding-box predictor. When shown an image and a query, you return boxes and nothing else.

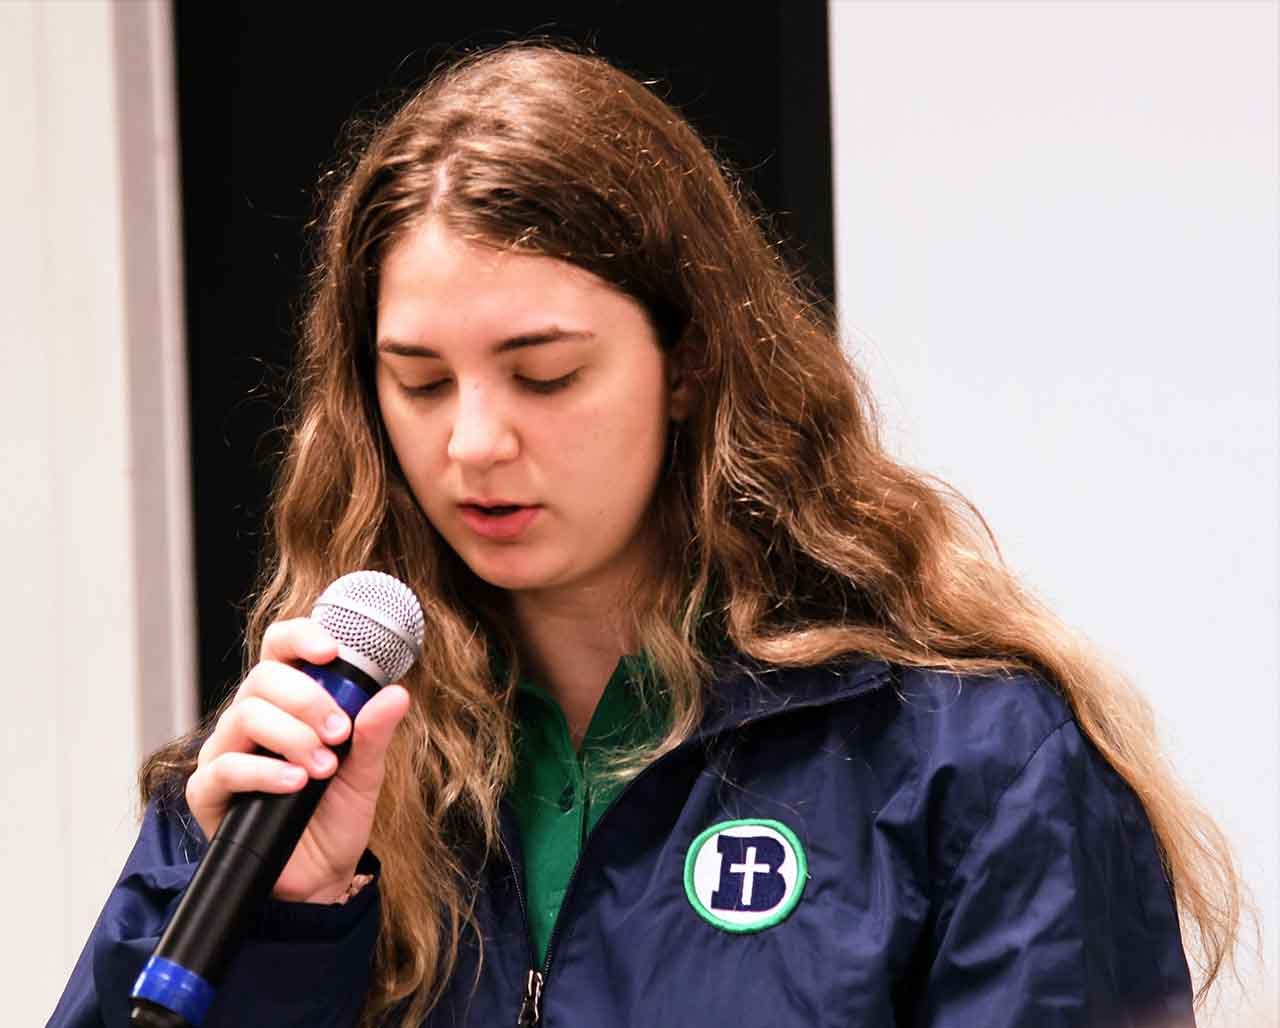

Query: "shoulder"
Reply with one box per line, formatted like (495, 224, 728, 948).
(722, 656, 1136, 861)
(887, 663, 1076, 780)
(816, 662, 1139, 888)
(843, 661, 1088, 804)
(726, 658, 1089, 824)
(803, 658, 1077, 778)
(720, 655, 1076, 780)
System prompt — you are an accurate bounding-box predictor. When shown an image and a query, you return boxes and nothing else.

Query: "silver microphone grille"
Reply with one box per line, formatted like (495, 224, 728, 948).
(310, 571, 425, 686)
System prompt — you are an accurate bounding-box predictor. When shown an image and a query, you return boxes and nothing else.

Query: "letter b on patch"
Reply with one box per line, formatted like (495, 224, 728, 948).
(710, 835, 786, 911)
(685, 819, 807, 932)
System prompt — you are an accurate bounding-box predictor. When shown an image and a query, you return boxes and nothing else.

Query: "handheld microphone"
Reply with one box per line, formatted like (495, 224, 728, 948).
(129, 571, 425, 1028)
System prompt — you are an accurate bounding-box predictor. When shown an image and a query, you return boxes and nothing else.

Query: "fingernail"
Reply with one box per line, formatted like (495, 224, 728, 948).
(281, 766, 307, 787)
(312, 748, 335, 772)
(324, 713, 348, 738)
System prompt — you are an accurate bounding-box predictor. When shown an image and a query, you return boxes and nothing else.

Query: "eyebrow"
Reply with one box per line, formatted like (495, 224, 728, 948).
(376, 328, 595, 358)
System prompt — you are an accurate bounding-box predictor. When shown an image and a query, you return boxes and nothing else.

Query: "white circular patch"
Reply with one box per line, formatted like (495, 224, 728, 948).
(684, 819, 807, 932)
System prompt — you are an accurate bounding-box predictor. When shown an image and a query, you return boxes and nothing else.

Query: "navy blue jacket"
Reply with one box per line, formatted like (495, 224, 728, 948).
(51, 658, 1195, 1027)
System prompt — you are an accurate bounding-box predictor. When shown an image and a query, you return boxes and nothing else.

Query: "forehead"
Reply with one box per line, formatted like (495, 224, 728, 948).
(376, 220, 619, 344)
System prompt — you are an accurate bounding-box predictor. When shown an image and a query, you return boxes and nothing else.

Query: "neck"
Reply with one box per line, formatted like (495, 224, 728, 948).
(511, 584, 641, 747)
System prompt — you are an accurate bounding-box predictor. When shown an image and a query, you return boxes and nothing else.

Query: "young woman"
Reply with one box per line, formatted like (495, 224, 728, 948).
(54, 42, 1242, 1028)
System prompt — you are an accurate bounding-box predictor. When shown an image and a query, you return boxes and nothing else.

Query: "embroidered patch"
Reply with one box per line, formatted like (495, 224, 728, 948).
(683, 818, 807, 932)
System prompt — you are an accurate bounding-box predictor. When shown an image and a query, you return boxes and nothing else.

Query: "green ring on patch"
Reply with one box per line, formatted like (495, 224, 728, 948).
(683, 818, 808, 933)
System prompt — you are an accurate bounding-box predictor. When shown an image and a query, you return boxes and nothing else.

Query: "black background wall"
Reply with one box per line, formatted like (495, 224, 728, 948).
(174, 2, 835, 715)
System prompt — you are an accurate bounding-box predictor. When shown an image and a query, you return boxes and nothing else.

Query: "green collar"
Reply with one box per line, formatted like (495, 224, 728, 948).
(507, 653, 668, 967)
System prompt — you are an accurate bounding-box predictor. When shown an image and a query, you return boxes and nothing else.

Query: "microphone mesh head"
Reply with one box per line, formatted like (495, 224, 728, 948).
(310, 571, 425, 686)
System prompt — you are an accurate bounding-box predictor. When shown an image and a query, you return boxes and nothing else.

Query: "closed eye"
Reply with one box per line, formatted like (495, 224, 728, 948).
(399, 370, 581, 398)
(403, 379, 448, 397)
(517, 370, 580, 394)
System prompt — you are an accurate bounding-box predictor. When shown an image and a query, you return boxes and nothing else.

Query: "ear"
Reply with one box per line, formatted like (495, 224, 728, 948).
(667, 362, 694, 423)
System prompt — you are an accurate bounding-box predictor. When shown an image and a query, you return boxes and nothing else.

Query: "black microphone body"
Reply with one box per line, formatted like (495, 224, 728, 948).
(129, 570, 425, 1028)
(130, 657, 376, 1028)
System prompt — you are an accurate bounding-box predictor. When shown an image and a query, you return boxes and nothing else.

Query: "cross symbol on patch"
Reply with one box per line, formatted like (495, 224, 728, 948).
(685, 819, 807, 932)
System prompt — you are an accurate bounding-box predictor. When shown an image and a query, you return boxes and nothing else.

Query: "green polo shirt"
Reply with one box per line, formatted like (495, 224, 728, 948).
(507, 655, 668, 968)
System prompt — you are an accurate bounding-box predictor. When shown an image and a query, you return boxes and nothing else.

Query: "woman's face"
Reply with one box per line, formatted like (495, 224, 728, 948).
(375, 219, 689, 606)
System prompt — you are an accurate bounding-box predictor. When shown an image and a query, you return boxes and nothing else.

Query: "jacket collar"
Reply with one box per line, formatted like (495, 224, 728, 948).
(492, 642, 894, 743)
(696, 652, 895, 741)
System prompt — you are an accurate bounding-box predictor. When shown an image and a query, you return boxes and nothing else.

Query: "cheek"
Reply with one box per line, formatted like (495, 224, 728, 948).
(379, 404, 443, 500)
(560, 392, 669, 514)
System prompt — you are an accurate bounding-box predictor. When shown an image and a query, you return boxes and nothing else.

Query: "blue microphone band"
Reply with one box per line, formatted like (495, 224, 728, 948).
(300, 662, 373, 721)
(132, 957, 215, 1026)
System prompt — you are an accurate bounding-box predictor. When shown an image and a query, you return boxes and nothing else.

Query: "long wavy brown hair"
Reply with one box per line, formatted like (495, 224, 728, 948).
(142, 41, 1244, 1024)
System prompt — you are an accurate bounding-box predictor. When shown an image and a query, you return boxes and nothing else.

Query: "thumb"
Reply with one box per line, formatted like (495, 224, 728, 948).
(339, 684, 411, 794)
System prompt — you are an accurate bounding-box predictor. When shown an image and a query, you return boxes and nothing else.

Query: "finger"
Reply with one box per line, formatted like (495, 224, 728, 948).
(186, 752, 310, 840)
(260, 617, 339, 667)
(335, 685, 411, 795)
(203, 751, 311, 797)
(237, 661, 352, 746)
(201, 696, 338, 780)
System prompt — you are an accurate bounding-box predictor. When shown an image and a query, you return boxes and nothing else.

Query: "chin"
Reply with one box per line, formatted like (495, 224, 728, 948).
(471, 569, 545, 592)
(458, 550, 563, 593)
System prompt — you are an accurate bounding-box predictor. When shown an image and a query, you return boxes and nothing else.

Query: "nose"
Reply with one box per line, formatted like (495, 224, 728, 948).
(446, 381, 519, 467)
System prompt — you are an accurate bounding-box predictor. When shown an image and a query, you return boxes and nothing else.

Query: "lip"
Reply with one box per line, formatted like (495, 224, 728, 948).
(457, 502, 541, 541)
(460, 497, 530, 508)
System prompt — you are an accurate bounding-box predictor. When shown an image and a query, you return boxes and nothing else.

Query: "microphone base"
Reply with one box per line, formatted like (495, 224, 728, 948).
(130, 999, 192, 1028)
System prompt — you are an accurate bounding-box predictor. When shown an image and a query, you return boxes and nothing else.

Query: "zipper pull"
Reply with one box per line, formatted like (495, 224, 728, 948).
(517, 968, 544, 1026)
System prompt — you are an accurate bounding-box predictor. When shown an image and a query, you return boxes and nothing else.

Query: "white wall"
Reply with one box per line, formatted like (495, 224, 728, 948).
(830, 1, 1277, 1024)
(0, 2, 194, 1022)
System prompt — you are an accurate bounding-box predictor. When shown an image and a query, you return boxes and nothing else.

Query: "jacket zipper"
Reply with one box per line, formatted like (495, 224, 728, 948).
(497, 828, 543, 1026)
(509, 737, 691, 1028)
(507, 665, 892, 1025)
(516, 968, 543, 1026)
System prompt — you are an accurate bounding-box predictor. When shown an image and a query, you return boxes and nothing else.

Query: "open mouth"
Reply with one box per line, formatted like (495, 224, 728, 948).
(462, 503, 525, 516)
(457, 502, 540, 540)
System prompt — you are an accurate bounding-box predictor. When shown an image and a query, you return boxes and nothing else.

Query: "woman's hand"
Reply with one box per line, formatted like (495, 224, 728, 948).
(185, 617, 411, 904)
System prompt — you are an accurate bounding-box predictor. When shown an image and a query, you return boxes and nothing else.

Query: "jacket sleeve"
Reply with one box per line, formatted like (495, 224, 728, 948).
(48, 798, 382, 1028)
(917, 721, 1196, 1028)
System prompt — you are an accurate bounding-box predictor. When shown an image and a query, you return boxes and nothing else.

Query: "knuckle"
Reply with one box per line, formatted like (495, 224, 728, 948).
(237, 694, 269, 721)
(213, 705, 238, 738)
(244, 696, 277, 722)
(259, 623, 284, 657)
(208, 754, 234, 788)
(237, 664, 269, 699)
(283, 665, 323, 705)
(260, 618, 304, 659)
(188, 763, 221, 804)
(314, 691, 343, 723)
(295, 724, 323, 754)
(243, 661, 293, 707)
